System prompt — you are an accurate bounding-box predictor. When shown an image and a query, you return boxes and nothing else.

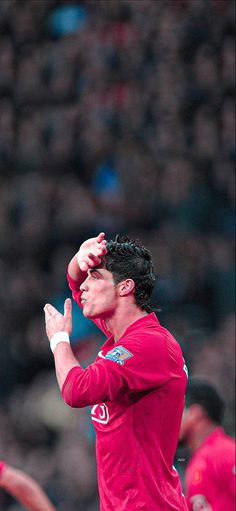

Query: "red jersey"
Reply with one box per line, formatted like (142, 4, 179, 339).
(185, 427, 236, 511)
(0, 460, 5, 478)
(63, 274, 188, 511)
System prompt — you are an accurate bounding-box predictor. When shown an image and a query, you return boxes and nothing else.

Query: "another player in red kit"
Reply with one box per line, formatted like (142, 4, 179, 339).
(0, 460, 56, 511)
(179, 379, 236, 511)
(44, 232, 188, 511)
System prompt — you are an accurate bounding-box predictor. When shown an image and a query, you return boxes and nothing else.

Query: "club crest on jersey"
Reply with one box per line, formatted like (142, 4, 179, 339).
(105, 345, 133, 365)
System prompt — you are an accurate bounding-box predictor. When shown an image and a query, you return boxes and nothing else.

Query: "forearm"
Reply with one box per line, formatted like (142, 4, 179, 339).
(68, 252, 87, 284)
(1, 466, 56, 511)
(53, 342, 81, 390)
(62, 359, 126, 408)
(68, 232, 107, 282)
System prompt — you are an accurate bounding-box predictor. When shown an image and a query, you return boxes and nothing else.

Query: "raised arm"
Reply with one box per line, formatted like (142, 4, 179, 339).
(0, 463, 56, 511)
(44, 297, 79, 389)
(44, 232, 108, 391)
(68, 231, 107, 283)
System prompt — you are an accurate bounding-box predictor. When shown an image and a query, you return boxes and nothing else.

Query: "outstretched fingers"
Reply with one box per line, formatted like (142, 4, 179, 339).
(79, 247, 107, 272)
(78, 232, 107, 272)
(100, 239, 107, 253)
(96, 233, 107, 253)
(87, 252, 104, 264)
(97, 232, 105, 242)
(64, 298, 72, 318)
(44, 303, 58, 316)
(44, 299, 72, 339)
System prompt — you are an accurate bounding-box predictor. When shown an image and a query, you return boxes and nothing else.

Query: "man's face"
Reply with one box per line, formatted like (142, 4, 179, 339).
(80, 267, 119, 319)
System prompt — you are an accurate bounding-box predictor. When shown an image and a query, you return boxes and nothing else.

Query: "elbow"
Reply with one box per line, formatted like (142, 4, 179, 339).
(62, 387, 82, 408)
(62, 392, 74, 408)
(61, 375, 91, 409)
(62, 393, 90, 409)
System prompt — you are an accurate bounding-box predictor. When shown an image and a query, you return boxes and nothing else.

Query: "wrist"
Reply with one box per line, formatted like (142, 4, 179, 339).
(50, 332, 70, 353)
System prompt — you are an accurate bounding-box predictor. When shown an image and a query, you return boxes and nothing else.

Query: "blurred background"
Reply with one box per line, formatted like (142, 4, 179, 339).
(0, 0, 235, 509)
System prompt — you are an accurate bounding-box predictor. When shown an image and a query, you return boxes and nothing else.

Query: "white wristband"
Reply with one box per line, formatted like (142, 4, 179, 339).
(50, 331, 70, 353)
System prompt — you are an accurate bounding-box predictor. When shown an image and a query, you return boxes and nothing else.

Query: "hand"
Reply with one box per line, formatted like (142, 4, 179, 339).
(44, 298, 72, 341)
(77, 232, 107, 272)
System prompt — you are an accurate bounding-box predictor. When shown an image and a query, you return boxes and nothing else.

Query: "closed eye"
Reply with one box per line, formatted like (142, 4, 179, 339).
(88, 269, 103, 280)
(89, 270, 100, 279)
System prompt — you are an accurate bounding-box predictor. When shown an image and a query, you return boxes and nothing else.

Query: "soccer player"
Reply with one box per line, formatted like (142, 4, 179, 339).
(44, 232, 188, 511)
(179, 378, 236, 511)
(0, 460, 56, 511)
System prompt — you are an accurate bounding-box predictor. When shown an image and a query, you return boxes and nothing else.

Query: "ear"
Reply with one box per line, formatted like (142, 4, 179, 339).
(118, 279, 135, 297)
(188, 404, 205, 423)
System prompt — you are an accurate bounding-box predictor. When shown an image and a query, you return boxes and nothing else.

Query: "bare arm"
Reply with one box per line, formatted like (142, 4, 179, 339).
(44, 298, 80, 390)
(44, 232, 107, 390)
(0, 464, 56, 511)
(68, 231, 107, 283)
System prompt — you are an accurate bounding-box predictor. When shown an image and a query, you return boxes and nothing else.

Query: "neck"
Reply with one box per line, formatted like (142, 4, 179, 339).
(105, 302, 148, 341)
(189, 422, 217, 452)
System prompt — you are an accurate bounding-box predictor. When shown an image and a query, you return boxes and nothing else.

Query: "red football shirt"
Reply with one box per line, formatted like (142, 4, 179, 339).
(0, 460, 5, 478)
(185, 427, 236, 511)
(63, 274, 188, 511)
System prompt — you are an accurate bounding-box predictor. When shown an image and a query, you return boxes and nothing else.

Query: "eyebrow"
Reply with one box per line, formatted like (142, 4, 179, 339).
(88, 268, 103, 276)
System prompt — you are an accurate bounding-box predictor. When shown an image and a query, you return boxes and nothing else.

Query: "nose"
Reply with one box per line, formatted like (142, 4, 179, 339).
(80, 277, 88, 292)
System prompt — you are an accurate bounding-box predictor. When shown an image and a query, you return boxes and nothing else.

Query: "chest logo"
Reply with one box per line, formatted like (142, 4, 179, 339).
(91, 403, 109, 424)
(105, 345, 133, 365)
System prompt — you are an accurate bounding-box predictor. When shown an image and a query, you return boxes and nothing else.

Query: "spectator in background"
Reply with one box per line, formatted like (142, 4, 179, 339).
(179, 378, 235, 511)
(0, 460, 56, 511)
(0, 0, 235, 509)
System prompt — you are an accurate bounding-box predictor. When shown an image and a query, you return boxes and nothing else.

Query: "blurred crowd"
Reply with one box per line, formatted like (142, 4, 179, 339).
(0, 0, 235, 509)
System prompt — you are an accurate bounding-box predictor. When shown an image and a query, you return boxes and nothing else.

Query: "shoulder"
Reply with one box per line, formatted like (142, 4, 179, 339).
(119, 315, 183, 369)
(123, 314, 184, 362)
(121, 320, 167, 356)
(210, 429, 236, 466)
(208, 428, 235, 451)
(188, 428, 235, 477)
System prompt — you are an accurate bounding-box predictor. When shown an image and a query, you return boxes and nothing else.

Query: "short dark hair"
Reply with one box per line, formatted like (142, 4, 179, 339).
(185, 378, 225, 425)
(104, 235, 156, 313)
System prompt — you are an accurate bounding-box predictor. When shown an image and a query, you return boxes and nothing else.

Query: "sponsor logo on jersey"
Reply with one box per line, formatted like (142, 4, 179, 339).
(105, 345, 133, 365)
